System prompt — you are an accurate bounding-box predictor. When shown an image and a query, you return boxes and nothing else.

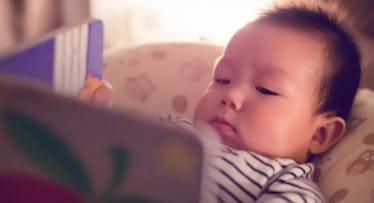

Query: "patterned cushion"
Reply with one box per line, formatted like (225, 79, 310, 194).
(103, 42, 374, 203)
(103, 43, 223, 120)
(313, 89, 374, 203)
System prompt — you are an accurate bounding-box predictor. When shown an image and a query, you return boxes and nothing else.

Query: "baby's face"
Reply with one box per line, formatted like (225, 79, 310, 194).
(194, 22, 327, 162)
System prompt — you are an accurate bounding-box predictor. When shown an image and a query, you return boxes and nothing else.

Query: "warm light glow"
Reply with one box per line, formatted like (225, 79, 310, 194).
(91, 0, 274, 46)
(146, 0, 274, 44)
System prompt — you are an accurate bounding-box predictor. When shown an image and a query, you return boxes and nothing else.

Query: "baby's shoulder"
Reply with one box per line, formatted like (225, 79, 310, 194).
(276, 161, 316, 179)
(264, 162, 324, 202)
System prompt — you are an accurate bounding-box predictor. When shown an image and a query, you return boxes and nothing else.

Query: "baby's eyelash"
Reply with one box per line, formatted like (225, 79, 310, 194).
(255, 87, 278, 96)
(215, 78, 230, 84)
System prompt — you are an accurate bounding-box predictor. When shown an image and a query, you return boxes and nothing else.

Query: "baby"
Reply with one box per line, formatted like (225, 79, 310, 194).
(190, 2, 361, 203)
(83, 2, 361, 202)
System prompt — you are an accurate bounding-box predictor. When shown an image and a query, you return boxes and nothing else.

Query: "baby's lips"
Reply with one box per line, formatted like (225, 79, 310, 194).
(211, 120, 236, 135)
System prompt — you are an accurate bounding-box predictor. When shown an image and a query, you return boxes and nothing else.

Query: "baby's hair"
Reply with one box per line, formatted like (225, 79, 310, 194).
(253, 1, 361, 120)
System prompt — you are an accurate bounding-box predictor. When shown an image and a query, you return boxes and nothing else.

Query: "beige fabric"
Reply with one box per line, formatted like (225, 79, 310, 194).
(313, 89, 374, 203)
(104, 43, 223, 120)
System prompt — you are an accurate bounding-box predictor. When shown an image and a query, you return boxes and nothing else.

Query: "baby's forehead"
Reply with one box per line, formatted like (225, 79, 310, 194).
(242, 21, 328, 42)
(223, 24, 330, 89)
(234, 23, 329, 61)
(242, 21, 331, 68)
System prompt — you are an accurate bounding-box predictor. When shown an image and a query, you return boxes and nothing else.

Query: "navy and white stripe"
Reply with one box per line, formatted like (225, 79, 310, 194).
(165, 116, 325, 203)
(204, 146, 325, 203)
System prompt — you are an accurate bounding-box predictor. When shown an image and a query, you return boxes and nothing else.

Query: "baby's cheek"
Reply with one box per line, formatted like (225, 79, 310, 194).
(193, 103, 207, 125)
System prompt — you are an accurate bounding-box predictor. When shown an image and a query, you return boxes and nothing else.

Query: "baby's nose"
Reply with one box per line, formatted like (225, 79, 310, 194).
(221, 90, 244, 111)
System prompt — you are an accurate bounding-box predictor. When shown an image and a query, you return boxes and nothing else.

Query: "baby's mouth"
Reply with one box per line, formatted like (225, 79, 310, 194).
(210, 118, 237, 135)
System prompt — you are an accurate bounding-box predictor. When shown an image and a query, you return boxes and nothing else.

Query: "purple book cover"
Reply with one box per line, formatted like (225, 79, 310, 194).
(0, 19, 103, 96)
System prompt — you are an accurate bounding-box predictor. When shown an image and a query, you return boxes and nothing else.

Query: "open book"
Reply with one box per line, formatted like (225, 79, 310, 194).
(0, 19, 204, 203)
(0, 76, 204, 203)
(0, 18, 103, 97)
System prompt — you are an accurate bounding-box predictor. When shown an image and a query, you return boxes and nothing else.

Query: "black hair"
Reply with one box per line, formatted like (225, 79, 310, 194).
(254, 3, 361, 120)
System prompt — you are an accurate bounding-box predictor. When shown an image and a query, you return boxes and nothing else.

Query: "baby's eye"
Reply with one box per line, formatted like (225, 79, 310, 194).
(214, 78, 230, 84)
(255, 87, 278, 96)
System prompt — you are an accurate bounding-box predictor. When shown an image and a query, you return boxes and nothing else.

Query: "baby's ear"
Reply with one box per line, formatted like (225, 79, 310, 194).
(308, 114, 346, 155)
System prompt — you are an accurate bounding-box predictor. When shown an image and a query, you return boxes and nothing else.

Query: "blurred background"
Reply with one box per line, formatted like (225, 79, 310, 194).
(0, 0, 373, 87)
(1, 0, 373, 47)
(0, 0, 275, 50)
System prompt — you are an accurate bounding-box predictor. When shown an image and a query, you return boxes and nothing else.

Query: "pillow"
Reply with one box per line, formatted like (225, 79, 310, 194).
(103, 43, 223, 120)
(312, 89, 374, 203)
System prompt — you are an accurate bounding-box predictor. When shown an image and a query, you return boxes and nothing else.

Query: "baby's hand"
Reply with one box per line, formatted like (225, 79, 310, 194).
(77, 75, 113, 108)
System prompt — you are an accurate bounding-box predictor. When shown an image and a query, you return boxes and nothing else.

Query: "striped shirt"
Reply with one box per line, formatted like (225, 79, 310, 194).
(160, 115, 325, 203)
(203, 145, 325, 203)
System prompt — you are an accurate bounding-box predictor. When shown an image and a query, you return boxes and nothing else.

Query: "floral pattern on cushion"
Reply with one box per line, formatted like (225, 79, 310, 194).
(103, 43, 223, 120)
(313, 89, 374, 203)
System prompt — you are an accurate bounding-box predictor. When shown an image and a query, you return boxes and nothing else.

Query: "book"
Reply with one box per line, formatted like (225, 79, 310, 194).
(0, 75, 204, 203)
(0, 18, 103, 97)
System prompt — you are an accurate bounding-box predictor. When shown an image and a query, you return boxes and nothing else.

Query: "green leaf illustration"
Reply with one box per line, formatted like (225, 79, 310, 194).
(102, 147, 129, 198)
(95, 147, 158, 203)
(2, 109, 93, 196)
